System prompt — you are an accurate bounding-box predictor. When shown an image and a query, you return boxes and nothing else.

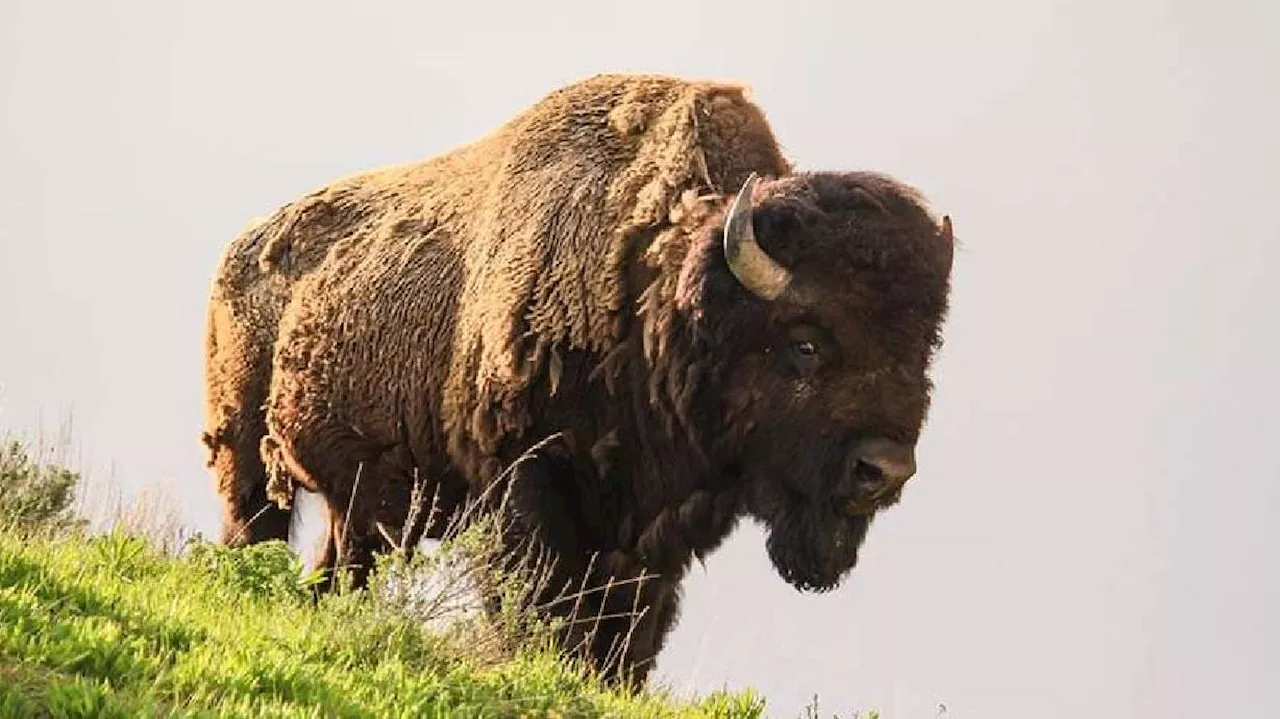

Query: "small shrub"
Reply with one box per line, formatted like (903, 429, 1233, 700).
(0, 437, 86, 535)
(185, 538, 320, 602)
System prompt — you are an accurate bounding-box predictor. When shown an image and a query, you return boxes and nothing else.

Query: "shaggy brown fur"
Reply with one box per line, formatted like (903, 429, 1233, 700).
(201, 72, 954, 685)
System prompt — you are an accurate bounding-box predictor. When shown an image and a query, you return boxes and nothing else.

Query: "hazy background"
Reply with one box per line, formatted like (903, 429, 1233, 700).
(2, 1, 1277, 717)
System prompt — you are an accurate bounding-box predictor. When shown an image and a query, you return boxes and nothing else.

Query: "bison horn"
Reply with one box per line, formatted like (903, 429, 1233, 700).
(724, 172, 792, 301)
(939, 214, 956, 274)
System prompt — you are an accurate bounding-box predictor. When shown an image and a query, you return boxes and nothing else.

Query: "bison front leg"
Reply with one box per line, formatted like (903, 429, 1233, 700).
(548, 549, 682, 688)
(481, 437, 680, 688)
(504, 545, 681, 688)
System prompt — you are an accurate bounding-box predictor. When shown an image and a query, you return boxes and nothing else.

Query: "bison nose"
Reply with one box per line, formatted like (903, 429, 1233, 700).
(852, 438, 917, 488)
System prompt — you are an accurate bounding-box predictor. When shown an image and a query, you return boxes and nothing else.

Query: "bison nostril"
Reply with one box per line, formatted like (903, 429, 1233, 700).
(854, 460, 888, 490)
(836, 438, 919, 515)
(851, 438, 918, 488)
(862, 456, 916, 487)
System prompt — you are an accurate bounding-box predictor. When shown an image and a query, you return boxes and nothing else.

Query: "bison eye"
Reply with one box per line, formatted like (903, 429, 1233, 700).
(789, 339, 822, 374)
(778, 322, 833, 377)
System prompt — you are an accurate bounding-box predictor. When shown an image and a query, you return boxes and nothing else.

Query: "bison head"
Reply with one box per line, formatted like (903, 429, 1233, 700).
(689, 171, 954, 593)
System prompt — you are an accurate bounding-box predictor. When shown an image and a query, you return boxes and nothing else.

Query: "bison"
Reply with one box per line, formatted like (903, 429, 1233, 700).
(201, 73, 954, 685)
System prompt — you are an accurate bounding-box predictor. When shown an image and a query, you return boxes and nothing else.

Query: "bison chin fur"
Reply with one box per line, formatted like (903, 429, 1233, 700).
(745, 481, 873, 593)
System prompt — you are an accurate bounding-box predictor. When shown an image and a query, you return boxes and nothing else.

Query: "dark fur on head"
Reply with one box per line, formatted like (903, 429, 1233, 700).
(645, 171, 952, 592)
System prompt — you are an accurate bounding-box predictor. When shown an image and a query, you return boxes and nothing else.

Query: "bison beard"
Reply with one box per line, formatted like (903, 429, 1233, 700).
(201, 73, 954, 687)
(740, 440, 874, 594)
(764, 500, 872, 593)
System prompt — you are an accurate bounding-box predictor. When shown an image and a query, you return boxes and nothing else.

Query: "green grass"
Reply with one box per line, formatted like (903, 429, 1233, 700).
(0, 527, 767, 718)
(0, 429, 773, 717)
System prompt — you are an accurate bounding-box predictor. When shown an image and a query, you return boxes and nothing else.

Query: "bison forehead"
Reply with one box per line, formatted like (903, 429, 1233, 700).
(730, 175, 951, 301)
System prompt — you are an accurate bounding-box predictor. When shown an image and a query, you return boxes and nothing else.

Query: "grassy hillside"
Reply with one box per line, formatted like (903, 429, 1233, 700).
(0, 435, 776, 718)
(0, 529, 769, 718)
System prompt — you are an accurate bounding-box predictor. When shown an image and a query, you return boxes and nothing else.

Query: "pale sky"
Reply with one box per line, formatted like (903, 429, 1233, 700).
(2, 1, 1277, 717)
